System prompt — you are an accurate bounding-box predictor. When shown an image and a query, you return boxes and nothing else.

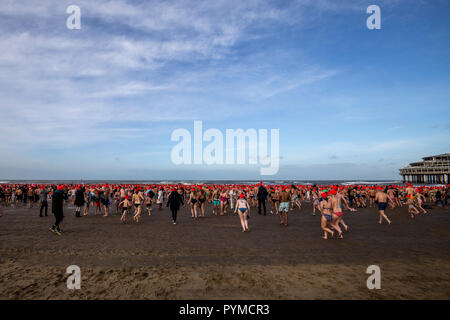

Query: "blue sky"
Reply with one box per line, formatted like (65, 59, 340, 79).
(0, 0, 449, 180)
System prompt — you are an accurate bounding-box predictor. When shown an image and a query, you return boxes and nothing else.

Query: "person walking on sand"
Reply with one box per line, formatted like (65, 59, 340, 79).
(188, 188, 198, 219)
(49, 186, 68, 236)
(235, 194, 251, 232)
(257, 183, 268, 215)
(157, 187, 164, 211)
(278, 188, 290, 226)
(167, 188, 184, 225)
(375, 187, 393, 225)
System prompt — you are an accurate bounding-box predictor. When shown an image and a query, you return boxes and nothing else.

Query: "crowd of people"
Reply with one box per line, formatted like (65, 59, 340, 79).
(0, 183, 448, 238)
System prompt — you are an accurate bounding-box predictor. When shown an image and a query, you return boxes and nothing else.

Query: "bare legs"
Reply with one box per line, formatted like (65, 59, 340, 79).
(321, 216, 334, 239)
(190, 203, 198, 219)
(278, 210, 288, 226)
(378, 209, 391, 225)
(238, 211, 249, 232)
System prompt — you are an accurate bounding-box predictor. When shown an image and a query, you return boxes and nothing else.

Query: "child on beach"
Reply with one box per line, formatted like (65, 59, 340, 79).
(119, 196, 131, 223)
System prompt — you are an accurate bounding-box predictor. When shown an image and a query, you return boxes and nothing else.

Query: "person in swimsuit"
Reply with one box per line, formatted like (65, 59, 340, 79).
(330, 189, 346, 237)
(406, 194, 420, 219)
(375, 187, 393, 225)
(132, 189, 144, 223)
(278, 188, 290, 226)
(415, 191, 427, 215)
(368, 187, 376, 208)
(198, 188, 206, 217)
(234, 194, 251, 232)
(188, 189, 198, 219)
(144, 190, 153, 216)
(311, 188, 320, 216)
(319, 192, 335, 239)
(119, 196, 131, 223)
(220, 189, 228, 215)
(211, 188, 220, 216)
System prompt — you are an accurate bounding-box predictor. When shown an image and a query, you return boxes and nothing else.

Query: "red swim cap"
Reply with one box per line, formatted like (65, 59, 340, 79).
(239, 194, 244, 198)
(321, 192, 328, 198)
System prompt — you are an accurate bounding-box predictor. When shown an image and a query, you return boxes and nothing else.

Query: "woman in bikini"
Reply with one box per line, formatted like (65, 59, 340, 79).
(132, 189, 144, 223)
(319, 192, 335, 239)
(234, 194, 251, 232)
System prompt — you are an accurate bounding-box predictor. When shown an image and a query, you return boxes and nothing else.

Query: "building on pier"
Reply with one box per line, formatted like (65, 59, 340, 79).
(399, 153, 450, 184)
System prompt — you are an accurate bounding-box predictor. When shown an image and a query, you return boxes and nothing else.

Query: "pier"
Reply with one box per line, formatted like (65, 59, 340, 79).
(399, 153, 450, 184)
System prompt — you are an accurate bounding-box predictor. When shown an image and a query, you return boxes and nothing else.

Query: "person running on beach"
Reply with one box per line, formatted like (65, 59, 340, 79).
(406, 194, 420, 219)
(167, 188, 184, 225)
(375, 187, 393, 225)
(415, 190, 428, 214)
(220, 189, 228, 215)
(290, 188, 302, 212)
(278, 188, 290, 226)
(311, 188, 320, 216)
(235, 194, 251, 232)
(132, 189, 144, 222)
(144, 190, 153, 216)
(368, 187, 376, 208)
(188, 188, 198, 219)
(198, 188, 207, 217)
(211, 188, 220, 215)
(319, 192, 335, 239)
(49, 186, 68, 235)
(119, 196, 131, 223)
(331, 189, 347, 236)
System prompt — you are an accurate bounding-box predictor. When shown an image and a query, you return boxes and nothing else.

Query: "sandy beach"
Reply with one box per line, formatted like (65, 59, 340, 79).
(1, 202, 449, 299)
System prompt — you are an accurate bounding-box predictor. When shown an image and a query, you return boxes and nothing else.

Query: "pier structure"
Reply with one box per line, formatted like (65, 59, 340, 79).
(399, 153, 450, 184)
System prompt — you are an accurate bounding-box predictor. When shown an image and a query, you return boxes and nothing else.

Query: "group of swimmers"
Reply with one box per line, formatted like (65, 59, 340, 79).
(0, 183, 448, 238)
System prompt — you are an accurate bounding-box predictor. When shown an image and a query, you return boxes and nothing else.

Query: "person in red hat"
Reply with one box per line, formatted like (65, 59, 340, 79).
(235, 193, 251, 232)
(319, 192, 336, 239)
(119, 195, 131, 223)
(330, 189, 348, 235)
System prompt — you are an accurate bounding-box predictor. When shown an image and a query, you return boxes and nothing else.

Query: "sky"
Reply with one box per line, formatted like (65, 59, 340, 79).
(0, 0, 449, 180)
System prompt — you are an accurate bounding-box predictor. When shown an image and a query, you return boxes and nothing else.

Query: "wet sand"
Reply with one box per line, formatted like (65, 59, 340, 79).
(0, 202, 449, 299)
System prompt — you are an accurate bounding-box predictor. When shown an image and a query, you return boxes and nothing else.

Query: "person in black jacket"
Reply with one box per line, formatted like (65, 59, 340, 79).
(74, 186, 85, 217)
(167, 188, 184, 224)
(50, 186, 68, 235)
(257, 183, 268, 215)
